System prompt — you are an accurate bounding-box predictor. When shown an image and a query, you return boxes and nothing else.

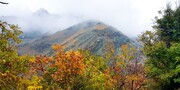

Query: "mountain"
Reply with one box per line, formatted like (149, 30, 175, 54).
(33, 8, 50, 17)
(18, 20, 138, 55)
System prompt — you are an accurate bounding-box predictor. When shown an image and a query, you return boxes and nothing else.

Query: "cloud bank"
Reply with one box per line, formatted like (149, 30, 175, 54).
(0, 0, 178, 36)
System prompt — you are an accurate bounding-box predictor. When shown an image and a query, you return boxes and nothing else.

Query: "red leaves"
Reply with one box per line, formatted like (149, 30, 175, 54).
(29, 44, 85, 87)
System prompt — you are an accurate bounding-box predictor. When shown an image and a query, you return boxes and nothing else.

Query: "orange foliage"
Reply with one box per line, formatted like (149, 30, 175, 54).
(29, 56, 49, 77)
(125, 63, 147, 90)
(29, 44, 85, 86)
(52, 44, 85, 84)
(29, 44, 146, 89)
(110, 44, 146, 90)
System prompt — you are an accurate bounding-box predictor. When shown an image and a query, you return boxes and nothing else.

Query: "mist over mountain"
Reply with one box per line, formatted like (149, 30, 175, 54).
(0, 8, 87, 34)
(33, 8, 50, 17)
(18, 20, 139, 56)
(0, 8, 141, 55)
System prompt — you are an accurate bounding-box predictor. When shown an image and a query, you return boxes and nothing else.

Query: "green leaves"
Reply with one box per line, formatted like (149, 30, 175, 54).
(145, 43, 180, 88)
(154, 4, 180, 47)
(140, 3, 180, 89)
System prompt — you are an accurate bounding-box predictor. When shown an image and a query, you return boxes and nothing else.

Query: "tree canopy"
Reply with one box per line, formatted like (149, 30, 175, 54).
(140, 3, 180, 89)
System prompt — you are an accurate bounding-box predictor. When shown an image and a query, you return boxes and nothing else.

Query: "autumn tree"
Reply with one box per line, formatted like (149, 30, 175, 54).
(106, 43, 146, 90)
(29, 44, 85, 89)
(0, 20, 29, 89)
(76, 50, 115, 89)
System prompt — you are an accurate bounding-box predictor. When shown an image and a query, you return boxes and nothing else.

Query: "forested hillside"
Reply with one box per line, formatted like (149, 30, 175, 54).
(0, 1, 180, 90)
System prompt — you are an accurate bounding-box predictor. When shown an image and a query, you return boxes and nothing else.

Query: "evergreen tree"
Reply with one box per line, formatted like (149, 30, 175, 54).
(140, 3, 180, 89)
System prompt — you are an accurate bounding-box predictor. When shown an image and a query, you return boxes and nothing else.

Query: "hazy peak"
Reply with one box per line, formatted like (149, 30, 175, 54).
(66, 20, 106, 30)
(80, 20, 105, 26)
(34, 8, 50, 16)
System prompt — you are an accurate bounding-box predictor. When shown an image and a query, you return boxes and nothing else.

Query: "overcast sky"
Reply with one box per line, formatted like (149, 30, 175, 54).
(0, 0, 178, 37)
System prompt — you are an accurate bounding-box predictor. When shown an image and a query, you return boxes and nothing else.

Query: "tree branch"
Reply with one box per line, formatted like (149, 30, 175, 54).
(0, 1, 8, 4)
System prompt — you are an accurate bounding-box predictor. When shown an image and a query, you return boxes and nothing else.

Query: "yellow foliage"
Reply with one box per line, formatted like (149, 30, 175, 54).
(27, 86, 43, 90)
(29, 58, 35, 63)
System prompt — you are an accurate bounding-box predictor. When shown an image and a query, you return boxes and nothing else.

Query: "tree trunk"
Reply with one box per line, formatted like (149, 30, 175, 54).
(166, 39, 171, 48)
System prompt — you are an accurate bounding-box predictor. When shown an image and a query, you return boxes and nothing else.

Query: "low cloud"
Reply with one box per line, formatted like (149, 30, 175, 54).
(0, 0, 177, 37)
(0, 9, 87, 34)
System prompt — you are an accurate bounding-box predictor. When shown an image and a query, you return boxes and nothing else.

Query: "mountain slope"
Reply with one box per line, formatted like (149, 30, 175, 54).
(18, 20, 138, 55)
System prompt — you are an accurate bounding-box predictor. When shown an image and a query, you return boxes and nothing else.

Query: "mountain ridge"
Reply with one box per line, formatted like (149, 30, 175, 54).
(18, 20, 138, 55)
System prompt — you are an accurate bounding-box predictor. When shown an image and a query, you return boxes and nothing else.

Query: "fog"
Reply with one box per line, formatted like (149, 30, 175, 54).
(0, 9, 87, 34)
(0, 0, 178, 37)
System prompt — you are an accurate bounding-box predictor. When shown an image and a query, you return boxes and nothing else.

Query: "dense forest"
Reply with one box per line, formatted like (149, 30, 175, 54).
(0, 2, 180, 90)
